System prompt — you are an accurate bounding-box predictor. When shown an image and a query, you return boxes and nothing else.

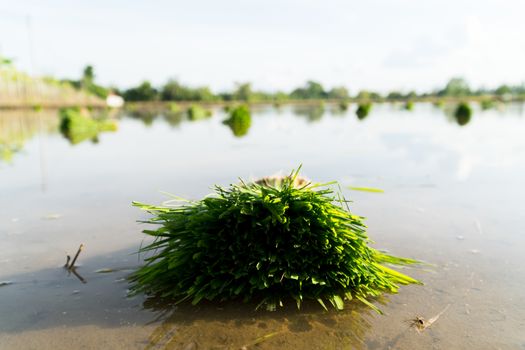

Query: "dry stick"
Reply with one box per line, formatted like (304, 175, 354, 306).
(64, 255, 71, 268)
(68, 244, 84, 270)
(71, 268, 87, 284)
(412, 304, 451, 333)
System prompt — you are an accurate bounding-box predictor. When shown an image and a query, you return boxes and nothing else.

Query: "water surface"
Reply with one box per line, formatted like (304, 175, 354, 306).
(1, 103, 524, 349)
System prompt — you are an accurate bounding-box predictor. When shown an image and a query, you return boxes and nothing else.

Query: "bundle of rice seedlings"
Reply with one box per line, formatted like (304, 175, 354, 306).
(167, 102, 181, 113)
(339, 100, 349, 111)
(222, 105, 252, 137)
(187, 105, 212, 121)
(454, 102, 472, 126)
(130, 168, 421, 312)
(59, 108, 117, 144)
(356, 103, 372, 120)
(480, 99, 494, 110)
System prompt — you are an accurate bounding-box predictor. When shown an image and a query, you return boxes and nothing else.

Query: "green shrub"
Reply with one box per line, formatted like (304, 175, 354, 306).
(480, 99, 494, 110)
(433, 99, 444, 108)
(454, 102, 472, 126)
(187, 105, 212, 121)
(404, 100, 414, 111)
(223, 105, 252, 137)
(356, 103, 372, 120)
(130, 168, 421, 312)
(59, 108, 117, 144)
(168, 102, 181, 113)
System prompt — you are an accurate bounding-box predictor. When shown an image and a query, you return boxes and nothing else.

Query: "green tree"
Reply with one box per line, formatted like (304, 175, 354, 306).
(82, 65, 94, 85)
(439, 77, 471, 97)
(386, 91, 403, 100)
(495, 85, 512, 96)
(291, 81, 327, 99)
(160, 79, 216, 101)
(123, 81, 158, 101)
(328, 86, 349, 99)
(233, 82, 253, 101)
(78, 65, 108, 98)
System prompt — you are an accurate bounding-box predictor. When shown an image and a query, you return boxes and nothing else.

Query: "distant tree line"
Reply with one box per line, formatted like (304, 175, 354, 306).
(57, 65, 525, 103)
(117, 80, 363, 102)
(116, 77, 525, 103)
(61, 65, 110, 99)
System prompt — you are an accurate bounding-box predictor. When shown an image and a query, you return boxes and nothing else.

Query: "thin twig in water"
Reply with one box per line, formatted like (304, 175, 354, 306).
(68, 244, 84, 269)
(64, 244, 86, 283)
(71, 268, 87, 284)
(410, 304, 450, 333)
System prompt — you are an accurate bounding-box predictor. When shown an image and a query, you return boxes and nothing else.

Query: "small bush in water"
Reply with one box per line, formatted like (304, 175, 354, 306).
(130, 168, 421, 312)
(454, 102, 472, 126)
(187, 105, 212, 120)
(356, 103, 372, 120)
(223, 105, 252, 137)
(59, 108, 117, 144)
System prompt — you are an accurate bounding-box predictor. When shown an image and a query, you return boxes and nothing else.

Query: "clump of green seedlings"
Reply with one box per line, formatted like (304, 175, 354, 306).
(433, 99, 445, 108)
(59, 108, 117, 144)
(187, 105, 212, 121)
(404, 100, 414, 111)
(454, 102, 472, 126)
(168, 102, 181, 113)
(339, 100, 349, 111)
(480, 99, 494, 110)
(222, 105, 252, 137)
(130, 168, 421, 312)
(356, 103, 372, 120)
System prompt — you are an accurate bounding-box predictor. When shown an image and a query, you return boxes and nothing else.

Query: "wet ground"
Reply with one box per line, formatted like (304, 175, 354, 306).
(1, 103, 524, 349)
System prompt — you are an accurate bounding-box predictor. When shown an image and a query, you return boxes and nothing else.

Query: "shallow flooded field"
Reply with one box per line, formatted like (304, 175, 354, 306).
(1, 103, 524, 349)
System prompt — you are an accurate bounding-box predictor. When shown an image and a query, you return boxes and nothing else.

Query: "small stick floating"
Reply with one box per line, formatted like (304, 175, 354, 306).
(64, 244, 86, 283)
(410, 304, 450, 333)
(64, 255, 71, 268)
(67, 244, 84, 270)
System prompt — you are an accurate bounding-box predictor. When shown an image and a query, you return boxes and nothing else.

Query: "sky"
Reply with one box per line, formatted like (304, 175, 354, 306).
(0, 0, 524, 93)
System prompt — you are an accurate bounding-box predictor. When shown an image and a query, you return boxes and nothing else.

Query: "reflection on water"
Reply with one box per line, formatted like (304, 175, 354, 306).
(1, 102, 525, 349)
(58, 108, 118, 145)
(292, 103, 325, 122)
(143, 298, 374, 350)
(0, 110, 57, 164)
(222, 105, 252, 137)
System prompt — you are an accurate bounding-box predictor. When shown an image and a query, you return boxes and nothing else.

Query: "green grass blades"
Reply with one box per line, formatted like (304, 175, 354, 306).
(347, 186, 384, 193)
(223, 105, 252, 137)
(187, 105, 212, 121)
(129, 168, 421, 312)
(356, 103, 372, 120)
(59, 108, 117, 144)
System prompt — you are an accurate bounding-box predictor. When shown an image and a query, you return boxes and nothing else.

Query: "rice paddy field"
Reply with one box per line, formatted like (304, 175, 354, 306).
(1, 102, 524, 349)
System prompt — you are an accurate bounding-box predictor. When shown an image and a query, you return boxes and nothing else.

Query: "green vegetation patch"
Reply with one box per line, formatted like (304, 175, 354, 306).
(187, 105, 212, 121)
(356, 103, 372, 120)
(480, 99, 494, 110)
(454, 102, 472, 126)
(130, 168, 421, 312)
(59, 108, 117, 144)
(223, 105, 252, 137)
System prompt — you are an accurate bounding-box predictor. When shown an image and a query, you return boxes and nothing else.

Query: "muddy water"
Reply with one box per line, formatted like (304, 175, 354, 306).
(1, 103, 524, 349)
